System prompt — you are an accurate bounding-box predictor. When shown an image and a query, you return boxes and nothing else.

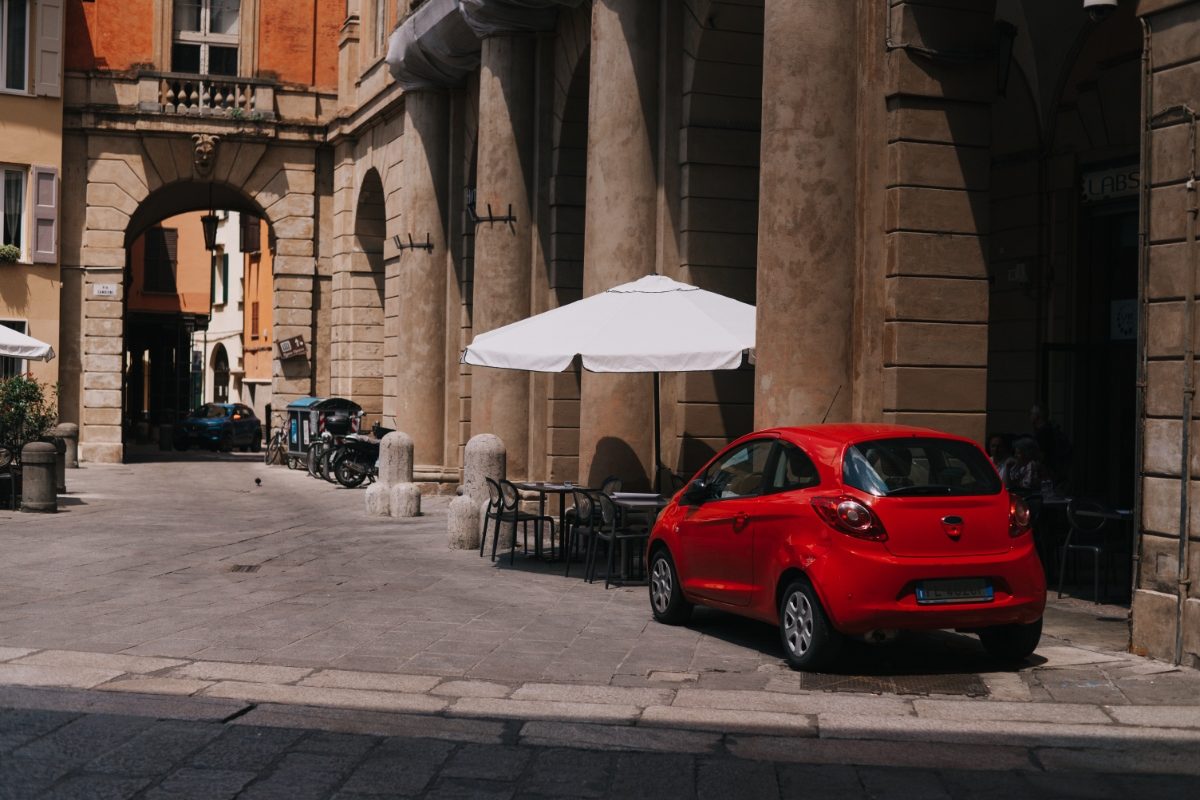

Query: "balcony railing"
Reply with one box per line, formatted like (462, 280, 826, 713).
(137, 72, 277, 120)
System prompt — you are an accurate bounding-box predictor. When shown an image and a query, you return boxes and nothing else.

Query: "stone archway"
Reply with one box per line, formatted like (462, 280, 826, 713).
(65, 131, 320, 463)
(330, 168, 387, 420)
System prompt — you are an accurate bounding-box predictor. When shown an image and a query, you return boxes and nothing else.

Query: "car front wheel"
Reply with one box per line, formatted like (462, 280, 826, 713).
(978, 617, 1042, 663)
(648, 548, 691, 625)
(779, 578, 841, 672)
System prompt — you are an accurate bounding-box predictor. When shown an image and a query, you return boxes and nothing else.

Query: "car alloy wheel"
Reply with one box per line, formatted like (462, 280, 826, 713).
(777, 578, 840, 671)
(647, 549, 691, 625)
(782, 589, 815, 658)
(650, 558, 672, 615)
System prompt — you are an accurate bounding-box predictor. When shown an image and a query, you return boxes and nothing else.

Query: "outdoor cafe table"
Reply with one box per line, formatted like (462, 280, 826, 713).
(609, 492, 669, 581)
(514, 482, 586, 560)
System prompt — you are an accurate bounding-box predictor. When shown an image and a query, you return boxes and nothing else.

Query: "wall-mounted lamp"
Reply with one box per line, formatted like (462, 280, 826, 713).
(201, 212, 219, 252)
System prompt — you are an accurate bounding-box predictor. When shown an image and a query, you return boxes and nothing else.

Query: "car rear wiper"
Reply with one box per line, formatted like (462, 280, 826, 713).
(886, 485, 958, 496)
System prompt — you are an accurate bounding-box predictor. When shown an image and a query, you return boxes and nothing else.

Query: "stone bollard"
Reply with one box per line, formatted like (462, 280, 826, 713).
(448, 434, 506, 550)
(20, 442, 57, 513)
(365, 431, 421, 518)
(55, 423, 79, 468)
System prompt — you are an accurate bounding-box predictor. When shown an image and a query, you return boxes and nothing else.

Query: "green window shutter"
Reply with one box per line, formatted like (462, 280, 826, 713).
(221, 254, 230, 304)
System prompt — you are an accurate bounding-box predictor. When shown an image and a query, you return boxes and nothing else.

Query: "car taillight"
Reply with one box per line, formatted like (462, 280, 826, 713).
(812, 495, 887, 541)
(1009, 495, 1032, 537)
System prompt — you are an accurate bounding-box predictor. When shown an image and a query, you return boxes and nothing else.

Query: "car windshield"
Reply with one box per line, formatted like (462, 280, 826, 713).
(194, 405, 228, 419)
(842, 437, 1001, 497)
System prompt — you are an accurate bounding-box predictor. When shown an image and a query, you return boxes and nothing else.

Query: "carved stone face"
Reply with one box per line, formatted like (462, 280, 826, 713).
(192, 134, 220, 175)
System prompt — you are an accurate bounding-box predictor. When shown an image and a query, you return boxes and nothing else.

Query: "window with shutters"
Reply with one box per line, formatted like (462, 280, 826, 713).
(250, 301, 259, 339)
(239, 214, 260, 253)
(144, 227, 179, 294)
(31, 166, 56, 264)
(0, 0, 28, 93)
(1, 165, 24, 256)
(172, 0, 239, 76)
(0, 319, 26, 378)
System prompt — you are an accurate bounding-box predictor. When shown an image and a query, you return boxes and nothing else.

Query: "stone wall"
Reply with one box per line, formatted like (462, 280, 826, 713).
(1134, 0, 1200, 666)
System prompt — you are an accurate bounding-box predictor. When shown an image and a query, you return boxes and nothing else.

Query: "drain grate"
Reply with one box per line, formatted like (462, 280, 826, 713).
(799, 672, 988, 697)
(228, 564, 260, 573)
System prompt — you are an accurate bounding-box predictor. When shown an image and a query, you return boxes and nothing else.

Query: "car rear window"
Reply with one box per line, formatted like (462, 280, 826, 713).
(842, 437, 1002, 497)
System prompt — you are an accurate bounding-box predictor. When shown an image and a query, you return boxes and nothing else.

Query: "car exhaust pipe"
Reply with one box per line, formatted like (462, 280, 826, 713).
(863, 629, 898, 644)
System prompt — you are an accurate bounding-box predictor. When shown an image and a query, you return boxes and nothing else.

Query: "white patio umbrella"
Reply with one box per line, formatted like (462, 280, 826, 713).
(0, 325, 54, 362)
(462, 274, 755, 483)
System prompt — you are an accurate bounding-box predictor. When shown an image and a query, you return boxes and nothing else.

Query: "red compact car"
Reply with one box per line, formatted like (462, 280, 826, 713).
(646, 424, 1046, 671)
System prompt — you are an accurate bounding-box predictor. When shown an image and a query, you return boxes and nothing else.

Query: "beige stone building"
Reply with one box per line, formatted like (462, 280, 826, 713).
(59, 0, 1200, 664)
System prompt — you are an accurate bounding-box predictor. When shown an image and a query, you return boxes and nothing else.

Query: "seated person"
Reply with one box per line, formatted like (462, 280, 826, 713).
(1006, 437, 1049, 494)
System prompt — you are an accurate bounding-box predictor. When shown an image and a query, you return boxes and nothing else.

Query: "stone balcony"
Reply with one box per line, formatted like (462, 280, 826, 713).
(136, 72, 278, 120)
(64, 71, 337, 132)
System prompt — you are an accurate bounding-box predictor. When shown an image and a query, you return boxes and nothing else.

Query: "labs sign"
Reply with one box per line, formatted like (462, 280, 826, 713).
(278, 335, 307, 360)
(1081, 164, 1139, 203)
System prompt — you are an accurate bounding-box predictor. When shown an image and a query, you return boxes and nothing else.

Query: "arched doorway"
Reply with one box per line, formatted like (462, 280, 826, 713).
(331, 168, 386, 421)
(65, 130, 320, 464)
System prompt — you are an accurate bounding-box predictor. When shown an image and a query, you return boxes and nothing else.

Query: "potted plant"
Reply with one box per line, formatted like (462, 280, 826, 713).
(0, 375, 58, 467)
(0, 244, 20, 263)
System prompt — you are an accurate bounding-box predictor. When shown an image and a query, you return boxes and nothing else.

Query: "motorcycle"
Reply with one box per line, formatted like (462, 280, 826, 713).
(333, 422, 395, 488)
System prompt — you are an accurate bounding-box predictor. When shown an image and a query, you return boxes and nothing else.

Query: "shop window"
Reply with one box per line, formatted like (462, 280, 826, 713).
(0, 0, 27, 92)
(2, 166, 24, 255)
(144, 227, 179, 294)
(172, 0, 239, 76)
(0, 319, 26, 378)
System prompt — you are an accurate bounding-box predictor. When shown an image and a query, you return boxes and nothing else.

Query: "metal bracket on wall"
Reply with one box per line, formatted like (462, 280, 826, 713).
(468, 202, 517, 228)
(393, 233, 435, 252)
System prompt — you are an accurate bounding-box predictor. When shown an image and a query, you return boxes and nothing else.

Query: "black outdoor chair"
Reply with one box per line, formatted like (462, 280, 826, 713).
(483, 478, 557, 565)
(1059, 498, 1118, 604)
(586, 491, 650, 589)
(563, 488, 596, 578)
(599, 475, 622, 495)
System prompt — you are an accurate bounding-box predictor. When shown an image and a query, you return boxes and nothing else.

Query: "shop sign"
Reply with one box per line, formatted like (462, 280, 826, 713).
(278, 335, 307, 360)
(1081, 165, 1139, 203)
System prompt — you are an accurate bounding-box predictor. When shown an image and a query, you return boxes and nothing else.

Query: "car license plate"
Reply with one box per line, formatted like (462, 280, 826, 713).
(916, 578, 993, 605)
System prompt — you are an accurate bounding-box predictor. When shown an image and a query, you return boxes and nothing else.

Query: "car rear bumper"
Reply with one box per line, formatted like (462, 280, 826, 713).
(810, 538, 1046, 634)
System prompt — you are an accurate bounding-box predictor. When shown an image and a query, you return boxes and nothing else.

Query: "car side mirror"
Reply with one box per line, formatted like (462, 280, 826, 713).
(683, 479, 711, 506)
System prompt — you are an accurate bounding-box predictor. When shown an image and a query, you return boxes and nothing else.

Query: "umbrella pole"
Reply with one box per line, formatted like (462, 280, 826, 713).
(653, 371, 662, 492)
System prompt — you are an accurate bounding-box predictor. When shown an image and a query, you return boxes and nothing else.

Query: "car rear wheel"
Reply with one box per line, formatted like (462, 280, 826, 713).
(648, 549, 692, 625)
(779, 578, 841, 672)
(978, 617, 1042, 663)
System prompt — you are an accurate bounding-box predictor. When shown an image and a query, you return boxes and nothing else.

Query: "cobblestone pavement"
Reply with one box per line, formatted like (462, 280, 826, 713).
(1, 456, 1199, 796)
(0, 685, 1195, 799)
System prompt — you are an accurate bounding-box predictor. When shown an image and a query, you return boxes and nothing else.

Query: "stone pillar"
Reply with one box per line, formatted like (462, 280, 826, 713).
(396, 91, 449, 467)
(365, 431, 421, 518)
(577, 0, 659, 489)
(753, 0, 858, 428)
(20, 442, 57, 513)
(470, 36, 536, 480)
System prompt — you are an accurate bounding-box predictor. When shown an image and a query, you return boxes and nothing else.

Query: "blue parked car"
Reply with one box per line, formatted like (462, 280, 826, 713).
(174, 403, 263, 453)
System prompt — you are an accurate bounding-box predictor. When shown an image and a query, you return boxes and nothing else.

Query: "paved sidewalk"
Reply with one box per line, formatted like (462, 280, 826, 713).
(1, 457, 1199, 795)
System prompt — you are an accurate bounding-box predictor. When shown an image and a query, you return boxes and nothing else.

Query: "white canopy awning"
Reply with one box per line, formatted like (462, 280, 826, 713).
(0, 325, 54, 362)
(462, 274, 755, 373)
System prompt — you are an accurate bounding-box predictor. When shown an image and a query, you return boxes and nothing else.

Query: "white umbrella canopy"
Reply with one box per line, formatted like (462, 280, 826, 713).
(462, 274, 755, 487)
(462, 274, 755, 372)
(0, 325, 54, 362)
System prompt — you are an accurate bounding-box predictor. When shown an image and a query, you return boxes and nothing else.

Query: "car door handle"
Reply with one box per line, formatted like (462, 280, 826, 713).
(732, 512, 749, 533)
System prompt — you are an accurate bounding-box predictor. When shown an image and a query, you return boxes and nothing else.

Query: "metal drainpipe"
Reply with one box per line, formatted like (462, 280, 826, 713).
(1177, 105, 1198, 666)
(1131, 20, 1151, 643)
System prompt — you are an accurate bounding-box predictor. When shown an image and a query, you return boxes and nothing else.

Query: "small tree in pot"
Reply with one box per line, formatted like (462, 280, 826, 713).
(0, 375, 58, 466)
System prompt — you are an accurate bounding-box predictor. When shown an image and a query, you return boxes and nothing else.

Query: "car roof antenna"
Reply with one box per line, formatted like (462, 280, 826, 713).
(820, 385, 842, 425)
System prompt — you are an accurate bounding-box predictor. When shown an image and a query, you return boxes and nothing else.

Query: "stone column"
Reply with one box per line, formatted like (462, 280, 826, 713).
(577, 0, 659, 489)
(396, 90, 450, 467)
(470, 36, 536, 479)
(753, 0, 858, 428)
